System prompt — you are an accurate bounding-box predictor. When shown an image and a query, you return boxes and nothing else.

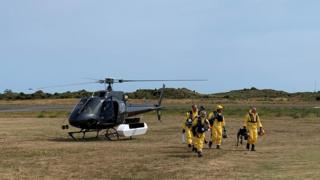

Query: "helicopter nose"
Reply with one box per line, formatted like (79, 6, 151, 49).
(69, 114, 98, 128)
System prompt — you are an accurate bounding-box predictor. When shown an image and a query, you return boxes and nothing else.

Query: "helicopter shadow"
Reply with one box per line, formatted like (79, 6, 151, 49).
(47, 137, 135, 143)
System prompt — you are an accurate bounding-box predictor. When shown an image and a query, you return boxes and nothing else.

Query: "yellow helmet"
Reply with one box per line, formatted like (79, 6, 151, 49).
(216, 105, 224, 110)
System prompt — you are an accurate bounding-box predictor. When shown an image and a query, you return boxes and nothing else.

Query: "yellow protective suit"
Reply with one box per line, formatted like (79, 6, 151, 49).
(243, 112, 263, 145)
(182, 113, 193, 145)
(208, 112, 226, 146)
(192, 117, 209, 153)
(191, 109, 198, 120)
(190, 109, 198, 146)
(182, 110, 198, 146)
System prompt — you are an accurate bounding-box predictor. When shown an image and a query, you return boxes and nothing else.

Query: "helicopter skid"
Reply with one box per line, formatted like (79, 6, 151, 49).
(67, 123, 148, 140)
(67, 129, 100, 140)
(67, 127, 120, 141)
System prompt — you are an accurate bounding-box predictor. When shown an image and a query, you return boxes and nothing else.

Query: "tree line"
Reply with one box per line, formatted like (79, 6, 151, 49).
(0, 88, 201, 100)
(1, 88, 319, 101)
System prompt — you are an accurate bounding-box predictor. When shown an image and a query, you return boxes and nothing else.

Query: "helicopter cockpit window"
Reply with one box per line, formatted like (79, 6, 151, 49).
(81, 98, 101, 114)
(73, 98, 88, 112)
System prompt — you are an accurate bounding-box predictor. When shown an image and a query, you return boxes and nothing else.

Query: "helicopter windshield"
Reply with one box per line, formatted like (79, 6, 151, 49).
(81, 98, 102, 114)
(72, 98, 88, 113)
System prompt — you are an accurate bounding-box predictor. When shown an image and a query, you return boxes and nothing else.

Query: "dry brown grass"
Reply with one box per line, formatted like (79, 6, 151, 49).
(1, 113, 320, 179)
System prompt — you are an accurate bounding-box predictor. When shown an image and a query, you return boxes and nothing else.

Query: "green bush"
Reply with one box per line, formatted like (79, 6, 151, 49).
(37, 111, 45, 118)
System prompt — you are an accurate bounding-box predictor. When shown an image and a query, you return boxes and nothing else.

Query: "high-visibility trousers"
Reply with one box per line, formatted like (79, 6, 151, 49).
(248, 127, 258, 144)
(212, 125, 223, 145)
(195, 133, 206, 152)
(185, 128, 193, 145)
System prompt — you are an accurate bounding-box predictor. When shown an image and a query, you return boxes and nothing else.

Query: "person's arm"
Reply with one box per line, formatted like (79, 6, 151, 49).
(222, 116, 226, 127)
(206, 119, 211, 131)
(191, 118, 198, 135)
(208, 112, 214, 127)
(257, 114, 263, 128)
(243, 114, 248, 129)
(182, 113, 190, 132)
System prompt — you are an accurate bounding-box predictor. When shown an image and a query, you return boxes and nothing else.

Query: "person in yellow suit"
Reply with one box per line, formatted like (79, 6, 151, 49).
(190, 105, 199, 151)
(243, 107, 264, 151)
(192, 110, 210, 157)
(182, 111, 194, 148)
(208, 105, 226, 149)
(181, 105, 198, 149)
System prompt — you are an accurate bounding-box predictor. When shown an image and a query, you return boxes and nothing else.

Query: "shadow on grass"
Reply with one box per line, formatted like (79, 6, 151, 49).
(167, 153, 194, 159)
(160, 144, 252, 159)
(164, 145, 190, 150)
(219, 149, 248, 152)
(47, 137, 136, 142)
(158, 145, 198, 159)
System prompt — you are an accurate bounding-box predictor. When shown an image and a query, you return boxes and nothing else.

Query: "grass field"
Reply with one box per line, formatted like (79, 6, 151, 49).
(1, 100, 320, 179)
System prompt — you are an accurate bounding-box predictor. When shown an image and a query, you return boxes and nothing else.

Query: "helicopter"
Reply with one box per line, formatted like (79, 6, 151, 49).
(57, 78, 205, 140)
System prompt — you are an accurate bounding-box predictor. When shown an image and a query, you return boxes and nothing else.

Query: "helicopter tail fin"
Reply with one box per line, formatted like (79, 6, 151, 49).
(158, 84, 165, 106)
(156, 84, 165, 121)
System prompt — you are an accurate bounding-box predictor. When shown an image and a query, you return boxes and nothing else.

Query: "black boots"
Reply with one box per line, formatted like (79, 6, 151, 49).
(208, 142, 221, 149)
(188, 144, 192, 148)
(247, 143, 256, 151)
(192, 146, 197, 153)
(198, 151, 203, 158)
(251, 144, 256, 151)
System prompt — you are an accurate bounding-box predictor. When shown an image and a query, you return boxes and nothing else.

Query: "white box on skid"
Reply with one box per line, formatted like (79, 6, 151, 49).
(116, 123, 148, 137)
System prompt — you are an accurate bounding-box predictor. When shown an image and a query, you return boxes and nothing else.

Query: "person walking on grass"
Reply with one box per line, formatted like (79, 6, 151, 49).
(182, 111, 194, 148)
(208, 105, 227, 149)
(243, 107, 265, 151)
(192, 110, 210, 157)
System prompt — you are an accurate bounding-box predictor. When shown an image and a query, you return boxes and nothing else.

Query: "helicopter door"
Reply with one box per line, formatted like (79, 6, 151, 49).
(113, 101, 119, 122)
(101, 98, 116, 124)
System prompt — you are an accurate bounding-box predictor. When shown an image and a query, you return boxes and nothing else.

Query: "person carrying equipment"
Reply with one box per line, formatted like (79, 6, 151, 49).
(243, 107, 264, 151)
(182, 105, 198, 148)
(192, 110, 210, 157)
(208, 105, 227, 149)
(190, 105, 199, 151)
(182, 111, 194, 147)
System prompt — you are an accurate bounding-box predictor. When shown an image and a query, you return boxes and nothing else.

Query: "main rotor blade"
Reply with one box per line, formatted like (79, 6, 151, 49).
(33, 78, 207, 91)
(117, 79, 208, 83)
(36, 81, 97, 90)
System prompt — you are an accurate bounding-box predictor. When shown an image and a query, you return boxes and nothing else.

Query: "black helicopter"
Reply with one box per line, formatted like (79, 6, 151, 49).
(58, 78, 205, 140)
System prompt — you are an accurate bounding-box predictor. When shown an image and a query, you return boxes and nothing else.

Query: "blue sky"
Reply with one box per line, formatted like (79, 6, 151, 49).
(1, 0, 320, 93)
